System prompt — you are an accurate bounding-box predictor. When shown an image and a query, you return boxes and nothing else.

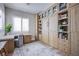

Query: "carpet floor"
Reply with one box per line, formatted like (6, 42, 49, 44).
(12, 41, 65, 56)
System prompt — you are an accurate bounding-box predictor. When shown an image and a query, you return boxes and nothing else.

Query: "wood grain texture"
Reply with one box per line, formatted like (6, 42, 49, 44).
(42, 17, 49, 44)
(37, 4, 79, 56)
(49, 13, 58, 49)
(4, 39, 14, 55)
(23, 35, 32, 44)
(69, 5, 79, 55)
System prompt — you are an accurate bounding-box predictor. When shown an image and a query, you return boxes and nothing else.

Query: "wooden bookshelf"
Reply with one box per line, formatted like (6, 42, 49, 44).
(37, 14, 42, 40)
(58, 3, 68, 40)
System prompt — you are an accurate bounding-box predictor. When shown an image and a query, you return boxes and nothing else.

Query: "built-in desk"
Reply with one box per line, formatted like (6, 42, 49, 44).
(0, 35, 15, 56)
(0, 34, 34, 55)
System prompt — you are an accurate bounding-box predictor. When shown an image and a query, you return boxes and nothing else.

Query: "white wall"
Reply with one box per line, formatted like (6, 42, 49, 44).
(0, 3, 5, 36)
(5, 7, 36, 37)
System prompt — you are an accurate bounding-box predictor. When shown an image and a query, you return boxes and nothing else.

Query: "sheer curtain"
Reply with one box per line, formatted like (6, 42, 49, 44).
(0, 9, 3, 31)
(13, 16, 29, 33)
(22, 18, 29, 32)
(13, 17, 21, 32)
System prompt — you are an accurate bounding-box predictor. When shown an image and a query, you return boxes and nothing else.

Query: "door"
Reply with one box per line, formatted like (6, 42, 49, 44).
(42, 17, 49, 44)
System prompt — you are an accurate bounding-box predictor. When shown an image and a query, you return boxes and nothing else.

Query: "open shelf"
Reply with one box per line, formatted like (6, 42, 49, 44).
(59, 17, 68, 20)
(37, 14, 42, 34)
(59, 3, 67, 11)
(58, 8, 67, 14)
(58, 32, 68, 40)
(59, 24, 68, 26)
(58, 3, 68, 40)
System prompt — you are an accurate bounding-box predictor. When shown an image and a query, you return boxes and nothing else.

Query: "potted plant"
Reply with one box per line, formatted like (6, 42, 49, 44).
(5, 24, 12, 35)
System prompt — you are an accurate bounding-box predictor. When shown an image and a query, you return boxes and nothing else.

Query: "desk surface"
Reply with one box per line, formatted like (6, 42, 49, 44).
(0, 41, 7, 50)
(0, 35, 14, 41)
(0, 34, 32, 41)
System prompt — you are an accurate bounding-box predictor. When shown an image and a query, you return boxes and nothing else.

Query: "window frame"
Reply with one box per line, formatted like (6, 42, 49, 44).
(13, 16, 29, 33)
(22, 18, 29, 32)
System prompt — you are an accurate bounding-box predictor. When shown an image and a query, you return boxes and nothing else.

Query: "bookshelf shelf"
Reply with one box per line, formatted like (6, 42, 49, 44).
(58, 3, 68, 40)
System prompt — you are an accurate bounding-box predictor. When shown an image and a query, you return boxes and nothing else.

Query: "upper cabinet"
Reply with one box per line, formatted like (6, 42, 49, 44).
(53, 5, 57, 14)
(48, 7, 53, 16)
(59, 3, 67, 11)
(38, 4, 58, 19)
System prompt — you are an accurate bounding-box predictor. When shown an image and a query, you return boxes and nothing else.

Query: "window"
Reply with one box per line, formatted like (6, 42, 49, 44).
(0, 9, 3, 30)
(13, 16, 29, 32)
(13, 17, 21, 32)
(22, 18, 29, 32)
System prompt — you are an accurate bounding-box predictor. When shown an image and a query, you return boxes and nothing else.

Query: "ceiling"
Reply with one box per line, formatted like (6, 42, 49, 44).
(4, 3, 53, 14)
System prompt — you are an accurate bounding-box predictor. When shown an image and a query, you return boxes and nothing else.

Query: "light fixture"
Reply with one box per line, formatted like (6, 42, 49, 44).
(26, 3, 30, 5)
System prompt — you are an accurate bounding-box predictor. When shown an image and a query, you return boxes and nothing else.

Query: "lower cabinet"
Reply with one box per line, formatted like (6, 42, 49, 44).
(23, 35, 32, 44)
(58, 39, 70, 55)
(4, 39, 15, 55)
(58, 39, 65, 52)
(39, 34, 42, 41)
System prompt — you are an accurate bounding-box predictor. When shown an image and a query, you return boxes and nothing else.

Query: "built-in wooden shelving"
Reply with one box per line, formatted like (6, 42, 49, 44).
(37, 14, 42, 34)
(58, 3, 68, 40)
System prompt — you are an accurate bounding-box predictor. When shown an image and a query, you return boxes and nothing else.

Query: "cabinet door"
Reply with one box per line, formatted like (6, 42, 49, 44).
(70, 5, 79, 55)
(49, 16, 54, 47)
(7, 40, 14, 53)
(49, 13, 58, 48)
(39, 34, 42, 41)
(4, 40, 14, 55)
(58, 38, 65, 52)
(75, 5, 79, 55)
(23, 35, 32, 44)
(42, 17, 49, 44)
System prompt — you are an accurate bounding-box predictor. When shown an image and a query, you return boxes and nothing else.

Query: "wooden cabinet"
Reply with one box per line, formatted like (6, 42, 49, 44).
(37, 3, 79, 55)
(69, 3, 78, 8)
(58, 38, 65, 52)
(4, 39, 14, 55)
(64, 39, 71, 55)
(58, 39, 71, 55)
(49, 13, 58, 49)
(39, 34, 42, 41)
(57, 3, 71, 55)
(69, 5, 79, 55)
(23, 35, 32, 44)
(8, 40, 14, 53)
(42, 17, 49, 44)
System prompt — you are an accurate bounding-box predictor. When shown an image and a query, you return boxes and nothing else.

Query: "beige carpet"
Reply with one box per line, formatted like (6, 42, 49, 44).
(12, 41, 65, 56)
